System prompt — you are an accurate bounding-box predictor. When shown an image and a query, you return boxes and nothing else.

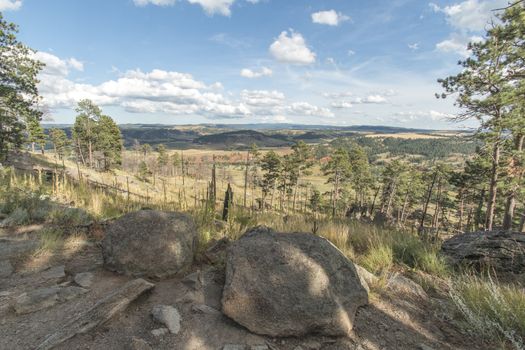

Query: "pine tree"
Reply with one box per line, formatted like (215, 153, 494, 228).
(26, 117, 46, 154)
(322, 148, 352, 217)
(0, 14, 43, 161)
(96, 115, 122, 170)
(49, 128, 70, 165)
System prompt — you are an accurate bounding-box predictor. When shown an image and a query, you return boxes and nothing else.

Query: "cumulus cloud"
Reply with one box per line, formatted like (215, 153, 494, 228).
(354, 95, 388, 104)
(35, 52, 250, 118)
(429, 0, 507, 32)
(134, 0, 259, 16)
(133, 0, 177, 6)
(241, 90, 284, 107)
(331, 101, 353, 109)
(240, 67, 272, 78)
(311, 10, 350, 26)
(269, 30, 316, 65)
(408, 43, 420, 51)
(0, 0, 22, 11)
(436, 34, 484, 57)
(287, 102, 334, 118)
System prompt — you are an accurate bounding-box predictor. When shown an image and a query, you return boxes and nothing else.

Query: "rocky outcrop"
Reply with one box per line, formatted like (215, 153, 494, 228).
(221, 226, 368, 338)
(151, 305, 181, 334)
(441, 230, 525, 273)
(103, 210, 198, 278)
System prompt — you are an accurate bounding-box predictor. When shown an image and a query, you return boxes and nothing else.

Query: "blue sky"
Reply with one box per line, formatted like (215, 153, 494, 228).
(1, 0, 508, 128)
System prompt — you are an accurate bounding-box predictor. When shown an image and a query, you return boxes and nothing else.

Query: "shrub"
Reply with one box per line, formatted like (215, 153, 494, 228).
(38, 228, 65, 252)
(2, 207, 30, 227)
(450, 274, 525, 349)
(48, 207, 93, 227)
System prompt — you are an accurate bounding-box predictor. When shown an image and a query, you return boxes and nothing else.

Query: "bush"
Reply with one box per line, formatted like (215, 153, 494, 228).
(1, 207, 30, 227)
(450, 274, 525, 349)
(39, 227, 65, 252)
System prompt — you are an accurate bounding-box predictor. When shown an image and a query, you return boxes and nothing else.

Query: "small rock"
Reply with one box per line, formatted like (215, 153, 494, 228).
(191, 304, 221, 316)
(74, 272, 94, 288)
(182, 271, 202, 290)
(223, 345, 245, 350)
(151, 328, 169, 337)
(0, 260, 14, 278)
(57, 286, 89, 302)
(387, 273, 428, 300)
(131, 337, 152, 350)
(151, 305, 181, 334)
(14, 287, 59, 314)
(41, 265, 66, 281)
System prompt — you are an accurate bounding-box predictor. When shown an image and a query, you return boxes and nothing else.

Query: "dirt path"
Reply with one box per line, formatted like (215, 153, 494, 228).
(0, 226, 485, 350)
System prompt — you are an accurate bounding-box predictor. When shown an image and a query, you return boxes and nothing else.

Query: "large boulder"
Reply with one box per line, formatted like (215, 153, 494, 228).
(441, 230, 525, 273)
(221, 226, 368, 338)
(103, 210, 198, 279)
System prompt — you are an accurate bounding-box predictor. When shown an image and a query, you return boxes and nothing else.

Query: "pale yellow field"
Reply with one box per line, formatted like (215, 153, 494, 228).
(365, 133, 445, 139)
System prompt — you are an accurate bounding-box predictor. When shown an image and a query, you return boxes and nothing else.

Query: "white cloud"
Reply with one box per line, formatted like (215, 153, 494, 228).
(134, 0, 259, 16)
(347, 50, 356, 56)
(240, 90, 284, 106)
(436, 34, 484, 57)
(133, 0, 177, 6)
(287, 102, 334, 118)
(35, 52, 250, 118)
(354, 94, 388, 104)
(240, 67, 272, 78)
(331, 101, 353, 109)
(33, 51, 84, 77)
(429, 0, 508, 32)
(408, 43, 419, 51)
(393, 110, 455, 122)
(269, 30, 316, 65)
(0, 0, 22, 11)
(187, 0, 235, 16)
(311, 10, 350, 26)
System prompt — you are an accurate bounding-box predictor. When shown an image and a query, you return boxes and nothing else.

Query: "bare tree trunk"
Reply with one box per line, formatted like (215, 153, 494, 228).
(332, 172, 339, 218)
(419, 172, 437, 231)
(243, 152, 249, 208)
(485, 141, 501, 231)
(519, 205, 525, 233)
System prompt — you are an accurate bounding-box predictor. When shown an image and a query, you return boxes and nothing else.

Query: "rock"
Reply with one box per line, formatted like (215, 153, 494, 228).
(0, 260, 14, 278)
(354, 264, 378, 293)
(441, 230, 525, 273)
(222, 226, 368, 338)
(223, 345, 245, 350)
(15, 287, 59, 314)
(0, 239, 40, 260)
(203, 237, 230, 265)
(36, 279, 154, 350)
(151, 328, 169, 337)
(131, 337, 152, 350)
(182, 270, 202, 290)
(151, 305, 181, 334)
(103, 210, 198, 278)
(74, 272, 94, 288)
(386, 273, 428, 300)
(41, 265, 66, 281)
(191, 303, 222, 316)
(57, 286, 89, 302)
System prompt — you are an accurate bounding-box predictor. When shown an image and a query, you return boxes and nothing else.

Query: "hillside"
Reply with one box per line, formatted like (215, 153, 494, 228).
(193, 130, 293, 148)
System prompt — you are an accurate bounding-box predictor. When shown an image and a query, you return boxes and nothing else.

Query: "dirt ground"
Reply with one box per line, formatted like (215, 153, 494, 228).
(0, 225, 489, 350)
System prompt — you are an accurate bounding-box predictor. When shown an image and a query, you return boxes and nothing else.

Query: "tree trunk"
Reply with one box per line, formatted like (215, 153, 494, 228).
(332, 172, 339, 218)
(419, 172, 437, 231)
(485, 141, 501, 231)
(519, 205, 525, 233)
(243, 152, 249, 208)
(88, 140, 93, 168)
(503, 134, 524, 230)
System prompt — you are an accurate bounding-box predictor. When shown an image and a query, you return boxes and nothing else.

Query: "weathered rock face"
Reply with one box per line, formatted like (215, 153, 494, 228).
(441, 230, 525, 273)
(221, 226, 368, 338)
(103, 210, 198, 279)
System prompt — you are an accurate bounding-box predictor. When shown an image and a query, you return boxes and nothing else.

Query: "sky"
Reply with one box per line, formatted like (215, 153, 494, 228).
(1, 0, 510, 128)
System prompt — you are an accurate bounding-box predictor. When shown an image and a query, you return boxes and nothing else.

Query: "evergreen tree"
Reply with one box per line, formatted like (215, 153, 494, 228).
(49, 128, 70, 163)
(0, 14, 43, 161)
(96, 115, 122, 170)
(26, 117, 46, 154)
(322, 148, 352, 217)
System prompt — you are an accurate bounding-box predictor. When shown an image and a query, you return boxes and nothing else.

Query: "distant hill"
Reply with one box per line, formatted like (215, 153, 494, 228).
(193, 130, 293, 149)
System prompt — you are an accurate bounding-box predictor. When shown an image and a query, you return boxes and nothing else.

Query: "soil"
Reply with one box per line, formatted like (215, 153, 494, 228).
(0, 225, 490, 350)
